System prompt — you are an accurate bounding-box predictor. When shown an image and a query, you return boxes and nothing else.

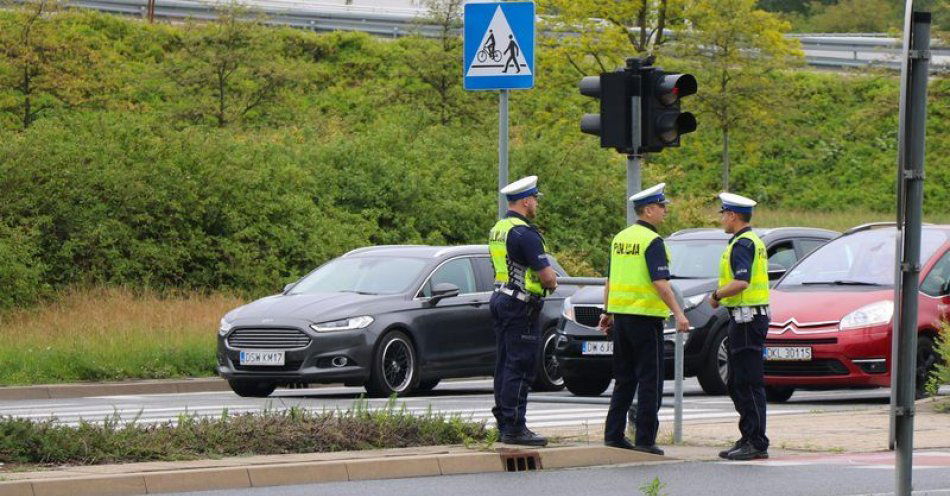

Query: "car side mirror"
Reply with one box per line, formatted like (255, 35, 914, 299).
(429, 283, 460, 305)
(767, 263, 787, 281)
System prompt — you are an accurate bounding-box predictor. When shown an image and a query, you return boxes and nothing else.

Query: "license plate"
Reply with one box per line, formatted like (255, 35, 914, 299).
(239, 350, 285, 366)
(765, 346, 812, 361)
(582, 341, 613, 355)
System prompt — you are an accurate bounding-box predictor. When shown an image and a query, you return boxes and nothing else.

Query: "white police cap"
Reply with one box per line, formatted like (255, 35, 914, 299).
(628, 183, 670, 206)
(718, 192, 757, 214)
(501, 175, 541, 201)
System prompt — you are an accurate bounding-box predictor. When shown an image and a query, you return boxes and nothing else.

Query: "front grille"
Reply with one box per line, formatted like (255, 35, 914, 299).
(574, 306, 602, 327)
(227, 328, 311, 349)
(765, 359, 849, 376)
(766, 338, 838, 346)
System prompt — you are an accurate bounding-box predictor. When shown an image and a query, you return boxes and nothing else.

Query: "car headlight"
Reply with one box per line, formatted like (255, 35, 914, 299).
(683, 292, 710, 312)
(562, 297, 575, 321)
(311, 316, 375, 332)
(839, 301, 894, 330)
(218, 317, 234, 337)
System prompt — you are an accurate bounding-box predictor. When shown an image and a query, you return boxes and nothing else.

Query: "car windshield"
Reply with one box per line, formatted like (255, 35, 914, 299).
(779, 229, 947, 288)
(667, 239, 727, 279)
(290, 256, 428, 295)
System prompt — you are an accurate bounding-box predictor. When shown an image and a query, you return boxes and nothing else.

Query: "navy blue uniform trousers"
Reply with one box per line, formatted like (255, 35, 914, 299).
(604, 314, 664, 446)
(727, 313, 770, 451)
(490, 291, 543, 435)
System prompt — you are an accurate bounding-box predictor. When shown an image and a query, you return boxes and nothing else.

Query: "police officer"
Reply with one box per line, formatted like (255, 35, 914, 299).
(709, 192, 771, 461)
(598, 183, 689, 455)
(489, 176, 558, 446)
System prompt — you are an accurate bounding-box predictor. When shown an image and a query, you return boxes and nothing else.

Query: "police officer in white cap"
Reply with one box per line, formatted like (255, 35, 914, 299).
(488, 175, 558, 446)
(598, 183, 689, 455)
(710, 192, 770, 461)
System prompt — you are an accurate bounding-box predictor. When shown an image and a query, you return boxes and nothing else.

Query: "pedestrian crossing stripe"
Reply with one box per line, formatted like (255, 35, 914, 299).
(465, 6, 532, 78)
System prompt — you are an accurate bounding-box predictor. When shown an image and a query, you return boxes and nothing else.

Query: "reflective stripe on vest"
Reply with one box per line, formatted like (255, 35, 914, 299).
(489, 217, 546, 296)
(606, 224, 671, 317)
(718, 231, 770, 307)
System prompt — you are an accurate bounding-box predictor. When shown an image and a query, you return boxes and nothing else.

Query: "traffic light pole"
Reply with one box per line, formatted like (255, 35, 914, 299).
(498, 89, 509, 220)
(625, 154, 641, 225)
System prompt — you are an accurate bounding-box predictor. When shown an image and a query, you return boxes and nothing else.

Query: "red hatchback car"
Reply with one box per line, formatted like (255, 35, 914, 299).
(764, 223, 949, 402)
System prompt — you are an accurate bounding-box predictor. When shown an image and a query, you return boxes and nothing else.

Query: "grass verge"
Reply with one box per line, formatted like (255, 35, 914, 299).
(0, 287, 242, 385)
(0, 398, 491, 467)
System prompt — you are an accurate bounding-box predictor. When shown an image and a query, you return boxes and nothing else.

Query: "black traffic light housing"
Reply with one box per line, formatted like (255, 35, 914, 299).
(578, 57, 697, 155)
(641, 68, 697, 153)
(579, 70, 640, 154)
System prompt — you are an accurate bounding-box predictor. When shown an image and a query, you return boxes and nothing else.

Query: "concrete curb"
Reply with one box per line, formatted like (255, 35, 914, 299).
(0, 378, 230, 401)
(0, 446, 669, 496)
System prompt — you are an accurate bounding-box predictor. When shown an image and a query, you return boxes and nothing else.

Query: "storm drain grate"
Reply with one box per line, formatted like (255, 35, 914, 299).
(500, 452, 542, 472)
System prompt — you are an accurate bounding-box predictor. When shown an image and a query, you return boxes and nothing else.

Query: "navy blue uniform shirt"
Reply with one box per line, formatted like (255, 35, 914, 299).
(607, 220, 671, 281)
(729, 226, 755, 282)
(505, 210, 550, 271)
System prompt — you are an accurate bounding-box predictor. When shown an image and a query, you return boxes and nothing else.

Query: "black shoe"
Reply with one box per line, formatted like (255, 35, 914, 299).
(726, 444, 769, 461)
(718, 440, 744, 459)
(501, 429, 549, 447)
(604, 438, 636, 450)
(632, 445, 665, 456)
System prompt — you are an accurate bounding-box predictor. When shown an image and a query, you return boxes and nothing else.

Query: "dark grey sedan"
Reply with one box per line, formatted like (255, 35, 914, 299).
(216, 245, 575, 398)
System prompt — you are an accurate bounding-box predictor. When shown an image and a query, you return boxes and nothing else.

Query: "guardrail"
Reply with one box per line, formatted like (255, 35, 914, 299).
(29, 0, 950, 72)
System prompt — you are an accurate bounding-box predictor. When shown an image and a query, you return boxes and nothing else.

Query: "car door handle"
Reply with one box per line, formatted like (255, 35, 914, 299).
(469, 300, 487, 307)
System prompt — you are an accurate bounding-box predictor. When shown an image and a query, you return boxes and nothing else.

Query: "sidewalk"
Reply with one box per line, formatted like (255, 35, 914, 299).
(543, 396, 950, 454)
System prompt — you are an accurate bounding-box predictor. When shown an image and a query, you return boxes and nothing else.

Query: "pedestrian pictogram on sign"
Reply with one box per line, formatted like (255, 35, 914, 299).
(464, 2, 535, 90)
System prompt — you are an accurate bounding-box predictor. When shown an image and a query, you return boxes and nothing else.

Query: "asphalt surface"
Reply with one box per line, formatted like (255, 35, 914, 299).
(1, 378, 941, 429)
(166, 453, 950, 496)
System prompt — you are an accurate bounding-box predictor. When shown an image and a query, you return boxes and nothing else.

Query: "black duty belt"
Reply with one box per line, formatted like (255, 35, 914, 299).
(496, 286, 542, 304)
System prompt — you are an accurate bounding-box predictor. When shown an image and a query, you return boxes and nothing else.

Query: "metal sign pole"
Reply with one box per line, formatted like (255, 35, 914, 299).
(498, 89, 509, 219)
(674, 331, 684, 444)
(894, 10, 931, 496)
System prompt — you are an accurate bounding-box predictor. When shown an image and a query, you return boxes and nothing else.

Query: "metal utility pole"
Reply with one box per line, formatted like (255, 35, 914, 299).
(891, 4, 931, 496)
(498, 89, 509, 220)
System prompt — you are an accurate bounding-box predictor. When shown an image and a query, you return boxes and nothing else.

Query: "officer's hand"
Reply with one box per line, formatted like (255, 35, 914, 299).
(675, 314, 690, 333)
(708, 294, 720, 309)
(598, 314, 613, 337)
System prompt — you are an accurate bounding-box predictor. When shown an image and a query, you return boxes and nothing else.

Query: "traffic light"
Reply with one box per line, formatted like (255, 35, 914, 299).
(579, 57, 697, 155)
(640, 69, 697, 153)
(579, 69, 639, 154)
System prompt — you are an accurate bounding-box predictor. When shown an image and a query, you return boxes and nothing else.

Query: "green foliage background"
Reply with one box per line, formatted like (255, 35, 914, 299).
(0, 9, 947, 308)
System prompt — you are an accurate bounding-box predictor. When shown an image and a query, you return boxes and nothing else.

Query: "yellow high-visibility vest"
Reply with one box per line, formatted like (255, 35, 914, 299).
(606, 224, 671, 317)
(718, 230, 770, 307)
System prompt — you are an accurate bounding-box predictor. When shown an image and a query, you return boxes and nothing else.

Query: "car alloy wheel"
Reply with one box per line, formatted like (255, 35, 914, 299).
(538, 329, 565, 389)
(382, 336, 414, 393)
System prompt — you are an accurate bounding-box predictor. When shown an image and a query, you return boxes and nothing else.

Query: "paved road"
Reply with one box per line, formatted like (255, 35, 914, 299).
(166, 451, 950, 496)
(1, 378, 938, 429)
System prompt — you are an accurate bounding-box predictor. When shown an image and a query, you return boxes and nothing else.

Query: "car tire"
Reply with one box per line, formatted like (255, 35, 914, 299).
(227, 379, 277, 398)
(765, 385, 795, 403)
(916, 335, 940, 399)
(564, 374, 612, 397)
(365, 330, 420, 398)
(697, 329, 729, 395)
(417, 378, 441, 393)
(532, 327, 566, 392)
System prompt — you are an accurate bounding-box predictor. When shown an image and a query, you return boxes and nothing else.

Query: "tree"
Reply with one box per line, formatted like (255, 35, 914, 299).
(165, 2, 293, 127)
(537, 0, 685, 75)
(0, 0, 104, 129)
(400, 0, 474, 125)
(678, 0, 802, 191)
